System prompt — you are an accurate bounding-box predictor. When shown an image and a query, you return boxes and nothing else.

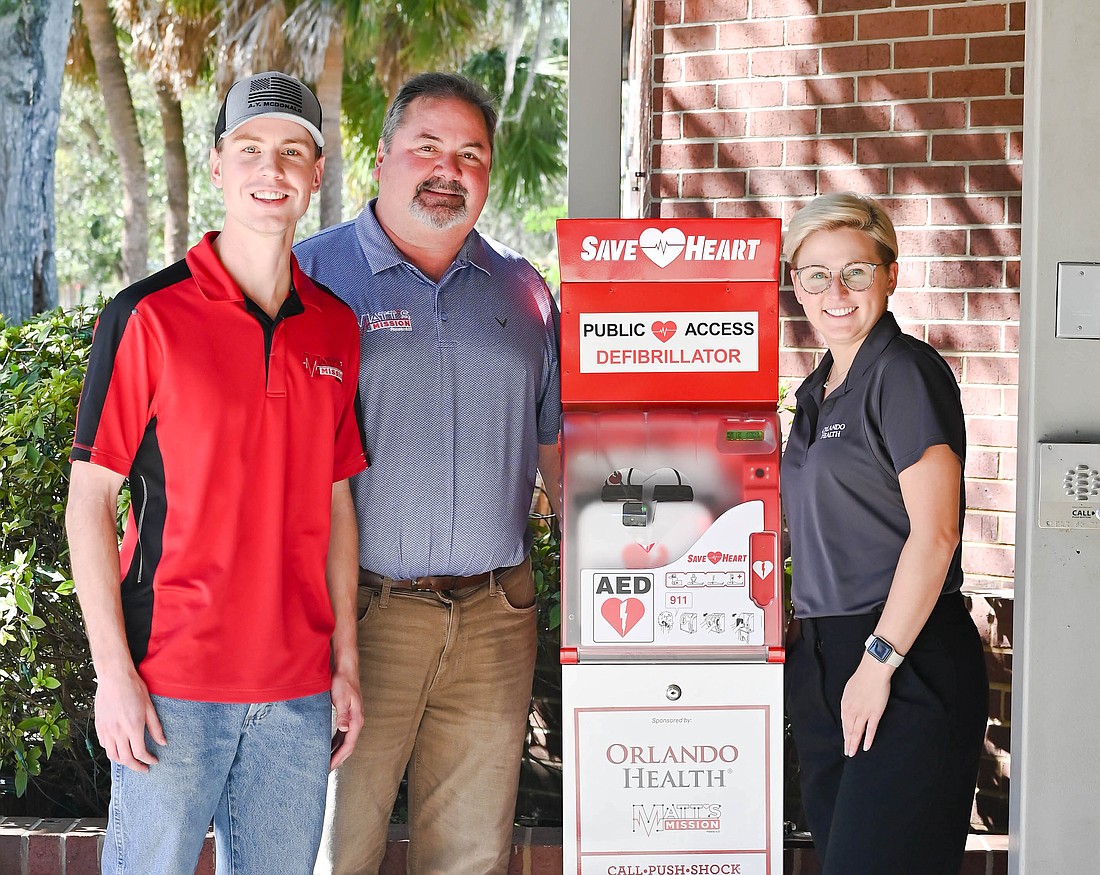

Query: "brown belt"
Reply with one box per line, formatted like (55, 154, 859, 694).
(358, 568, 491, 593)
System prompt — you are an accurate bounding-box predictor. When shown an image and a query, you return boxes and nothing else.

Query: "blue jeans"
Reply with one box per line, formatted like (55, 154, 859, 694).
(102, 691, 332, 875)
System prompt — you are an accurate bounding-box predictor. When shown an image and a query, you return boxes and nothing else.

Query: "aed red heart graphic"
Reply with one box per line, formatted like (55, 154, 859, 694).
(652, 321, 677, 343)
(707, 551, 723, 564)
(601, 597, 646, 637)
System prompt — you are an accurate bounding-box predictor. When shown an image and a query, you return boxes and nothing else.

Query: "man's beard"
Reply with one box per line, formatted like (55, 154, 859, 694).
(409, 177, 469, 229)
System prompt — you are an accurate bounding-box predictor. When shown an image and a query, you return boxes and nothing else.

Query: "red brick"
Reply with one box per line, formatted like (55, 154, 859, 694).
(896, 260, 927, 288)
(719, 20, 784, 50)
(962, 387, 1007, 418)
(820, 104, 892, 134)
(963, 544, 1015, 577)
(970, 228, 1021, 258)
(1002, 386, 1018, 416)
(780, 349, 818, 377)
(968, 164, 1023, 194)
(758, 0, 830, 15)
(929, 322, 1004, 353)
(1009, 66, 1024, 95)
(658, 24, 718, 53)
(0, 833, 23, 875)
(66, 830, 102, 875)
(971, 34, 1025, 65)
(965, 448, 1002, 478)
(196, 832, 216, 874)
(682, 110, 748, 138)
(717, 80, 784, 108)
(1009, 1, 1025, 31)
(858, 9, 929, 40)
(930, 196, 1006, 225)
(654, 113, 681, 139)
(897, 228, 967, 256)
(932, 133, 1007, 162)
(748, 168, 818, 197)
(893, 100, 966, 132)
(787, 77, 854, 107)
(785, 137, 854, 167)
(654, 0, 682, 25)
(652, 142, 714, 169)
(717, 140, 783, 167)
(895, 38, 965, 69)
(821, 0, 891, 11)
(856, 134, 928, 164)
(819, 167, 889, 194)
(659, 200, 715, 218)
(715, 199, 783, 219)
(1007, 191, 1022, 219)
(822, 43, 891, 74)
(891, 289, 966, 320)
(27, 831, 62, 875)
(1005, 258, 1021, 290)
(893, 165, 966, 195)
(780, 289, 804, 318)
(685, 53, 746, 81)
(857, 72, 929, 102)
(683, 0, 747, 21)
(933, 69, 1008, 99)
(971, 97, 1024, 128)
(929, 260, 1005, 289)
(749, 108, 817, 137)
(651, 172, 679, 198)
(967, 292, 1020, 321)
(966, 355, 1019, 386)
(877, 196, 931, 226)
(897, 320, 927, 341)
(964, 477, 1016, 514)
(751, 48, 820, 77)
(682, 170, 747, 198)
(655, 84, 716, 112)
(654, 57, 682, 84)
(933, 4, 1009, 35)
(1002, 324, 1019, 352)
(786, 14, 856, 45)
(783, 319, 822, 349)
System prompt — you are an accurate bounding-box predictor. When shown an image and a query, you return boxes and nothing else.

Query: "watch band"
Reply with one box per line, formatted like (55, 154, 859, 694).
(865, 633, 905, 668)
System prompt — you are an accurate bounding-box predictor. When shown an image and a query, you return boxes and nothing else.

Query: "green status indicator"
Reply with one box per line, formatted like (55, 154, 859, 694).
(725, 429, 765, 442)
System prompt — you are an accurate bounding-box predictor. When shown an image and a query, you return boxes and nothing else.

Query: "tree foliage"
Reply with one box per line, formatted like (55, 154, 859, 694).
(0, 305, 109, 814)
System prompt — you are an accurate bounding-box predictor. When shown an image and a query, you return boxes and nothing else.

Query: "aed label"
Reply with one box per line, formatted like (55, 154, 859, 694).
(595, 575, 654, 595)
(579, 311, 760, 374)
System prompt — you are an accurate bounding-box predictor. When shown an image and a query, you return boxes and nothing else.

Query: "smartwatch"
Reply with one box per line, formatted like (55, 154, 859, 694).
(865, 634, 904, 668)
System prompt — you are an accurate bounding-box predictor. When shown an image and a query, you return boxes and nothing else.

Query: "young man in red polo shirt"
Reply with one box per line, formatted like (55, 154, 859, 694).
(65, 72, 366, 875)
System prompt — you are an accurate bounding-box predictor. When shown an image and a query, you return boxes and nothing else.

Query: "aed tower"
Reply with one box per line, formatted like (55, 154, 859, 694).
(556, 218, 784, 875)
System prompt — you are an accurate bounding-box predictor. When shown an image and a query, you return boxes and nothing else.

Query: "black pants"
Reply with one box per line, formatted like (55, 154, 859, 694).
(785, 592, 988, 875)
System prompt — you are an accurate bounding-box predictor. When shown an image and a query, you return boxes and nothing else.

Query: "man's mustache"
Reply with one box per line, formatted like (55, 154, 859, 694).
(416, 177, 468, 199)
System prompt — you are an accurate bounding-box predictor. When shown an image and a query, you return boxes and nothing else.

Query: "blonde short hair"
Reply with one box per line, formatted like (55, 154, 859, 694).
(783, 193, 899, 266)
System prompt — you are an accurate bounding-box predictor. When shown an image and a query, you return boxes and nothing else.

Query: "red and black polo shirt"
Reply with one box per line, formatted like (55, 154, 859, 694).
(71, 232, 367, 703)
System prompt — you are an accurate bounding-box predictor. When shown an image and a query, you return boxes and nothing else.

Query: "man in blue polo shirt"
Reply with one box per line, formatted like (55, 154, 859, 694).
(295, 72, 561, 875)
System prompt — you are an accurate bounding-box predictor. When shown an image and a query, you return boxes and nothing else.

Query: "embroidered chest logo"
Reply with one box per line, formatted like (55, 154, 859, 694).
(361, 310, 412, 332)
(302, 353, 344, 382)
(819, 423, 846, 441)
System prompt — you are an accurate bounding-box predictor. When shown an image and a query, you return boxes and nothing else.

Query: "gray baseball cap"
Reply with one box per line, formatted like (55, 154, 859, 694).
(215, 71, 324, 151)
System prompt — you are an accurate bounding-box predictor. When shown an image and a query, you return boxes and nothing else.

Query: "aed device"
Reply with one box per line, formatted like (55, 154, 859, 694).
(557, 218, 784, 875)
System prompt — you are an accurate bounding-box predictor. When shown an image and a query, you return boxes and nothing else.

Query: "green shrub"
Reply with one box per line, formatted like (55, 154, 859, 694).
(1, 305, 110, 815)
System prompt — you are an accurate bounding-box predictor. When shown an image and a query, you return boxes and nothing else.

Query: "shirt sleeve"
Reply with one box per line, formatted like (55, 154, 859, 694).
(332, 313, 369, 482)
(535, 278, 563, 446)
(70, 298, 162, 476)
(875, 348, 965, 475)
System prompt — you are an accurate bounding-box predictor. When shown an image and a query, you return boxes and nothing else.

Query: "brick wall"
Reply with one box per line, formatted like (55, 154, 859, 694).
(642, 0, 1024, 833)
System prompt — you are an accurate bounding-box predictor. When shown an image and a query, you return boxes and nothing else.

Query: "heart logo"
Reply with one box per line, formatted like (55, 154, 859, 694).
(652, 321, 677, 343)
(601, 597, 646, 637)
(707, 551, 723, 564)
(622, 542, 669, 569)
(752, 560, 774, 581)
(638, 227, 687, 268)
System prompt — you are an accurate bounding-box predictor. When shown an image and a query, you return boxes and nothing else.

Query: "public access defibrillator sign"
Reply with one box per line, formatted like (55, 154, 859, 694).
(573, 702, 774, 875)
(579, 311, 759, 374)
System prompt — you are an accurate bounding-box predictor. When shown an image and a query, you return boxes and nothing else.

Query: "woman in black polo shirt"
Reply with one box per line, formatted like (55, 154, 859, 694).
(781, 193, 988, 875)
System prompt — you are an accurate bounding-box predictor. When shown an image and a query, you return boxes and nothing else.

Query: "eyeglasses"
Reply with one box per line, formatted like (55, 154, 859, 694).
(792, 261, 884, 294)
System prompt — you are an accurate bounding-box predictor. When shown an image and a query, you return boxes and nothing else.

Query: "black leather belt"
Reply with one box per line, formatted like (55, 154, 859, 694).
(358, 568, 491, 593)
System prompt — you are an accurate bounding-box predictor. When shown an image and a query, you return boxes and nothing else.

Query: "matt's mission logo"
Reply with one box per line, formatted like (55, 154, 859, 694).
(302, 353, 344, 382)
(579, 227, 763, 268)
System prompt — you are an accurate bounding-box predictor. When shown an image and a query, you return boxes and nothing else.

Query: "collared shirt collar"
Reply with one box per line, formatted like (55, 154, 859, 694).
(795, 310, 902, 404)
(186, 230, 317, 311)
(352, 199, 493, 280)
